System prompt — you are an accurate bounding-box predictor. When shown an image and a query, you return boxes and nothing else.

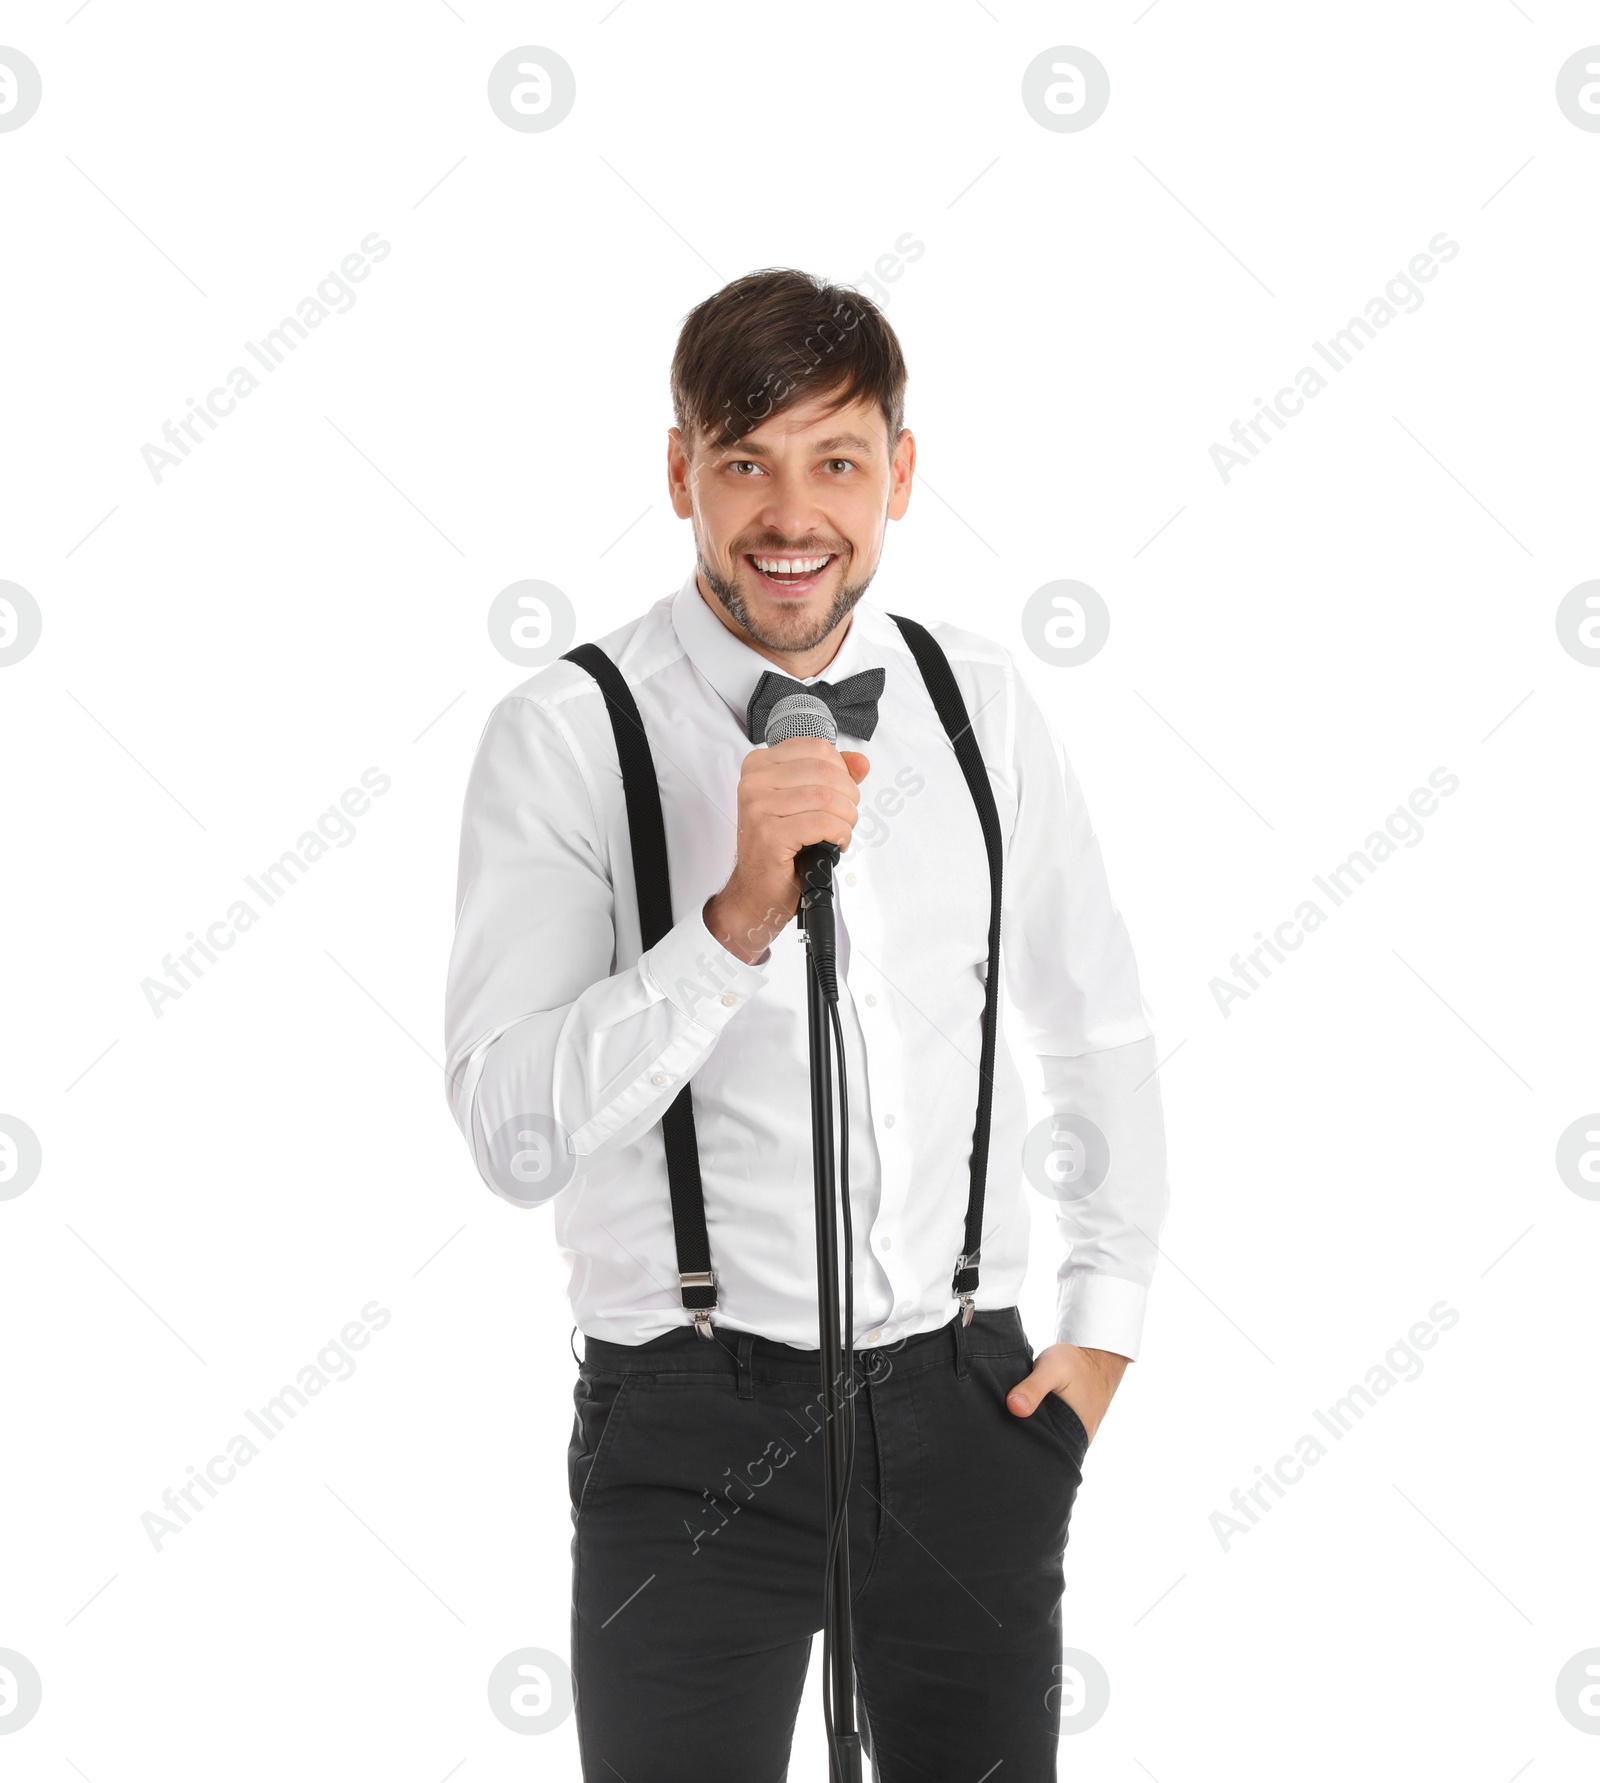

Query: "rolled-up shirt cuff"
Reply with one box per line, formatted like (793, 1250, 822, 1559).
(1055, 1271, 1151, 1361)
(641, 904, 771, 1026)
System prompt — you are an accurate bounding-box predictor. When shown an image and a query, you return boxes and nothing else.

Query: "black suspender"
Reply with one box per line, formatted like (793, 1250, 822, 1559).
(560, 615, 1003, 1337)
(561, 642, 720, 1338)
(886, 614, 1005, 1322)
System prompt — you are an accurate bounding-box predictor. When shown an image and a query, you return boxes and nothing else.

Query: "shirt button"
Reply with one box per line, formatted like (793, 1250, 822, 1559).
(866, 1327, 882, 1343)
(845, 872, 858, 886)
(650, 1072, 668, 1086)
(720, 993, 737, 1006)
(878, 1235, 892, 1251)
(883, 1114, 895, 1128)
(865, 993, 877, 1007)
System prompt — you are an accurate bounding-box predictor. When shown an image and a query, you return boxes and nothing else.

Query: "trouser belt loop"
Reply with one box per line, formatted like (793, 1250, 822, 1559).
(952, 1309, 968, 1379)
(736, 1331, 756, 1400)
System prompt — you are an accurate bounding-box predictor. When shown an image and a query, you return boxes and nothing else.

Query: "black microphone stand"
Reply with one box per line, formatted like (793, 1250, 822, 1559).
(795, 838, 862, 1783)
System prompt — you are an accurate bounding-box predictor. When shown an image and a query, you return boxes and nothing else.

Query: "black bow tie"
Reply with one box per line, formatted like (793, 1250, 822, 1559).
(746, 666, 886, 744)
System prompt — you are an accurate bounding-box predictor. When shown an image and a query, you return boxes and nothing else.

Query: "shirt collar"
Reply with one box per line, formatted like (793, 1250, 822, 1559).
(671, 562, 876, 734)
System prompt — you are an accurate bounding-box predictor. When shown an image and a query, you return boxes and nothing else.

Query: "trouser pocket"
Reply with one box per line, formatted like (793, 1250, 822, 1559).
(1036, 1384, 1090, 1464)
(568, 1370, 640, 1518)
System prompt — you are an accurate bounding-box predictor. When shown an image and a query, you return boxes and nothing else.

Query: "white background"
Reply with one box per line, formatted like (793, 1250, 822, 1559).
(3, 3, 1597, 1777)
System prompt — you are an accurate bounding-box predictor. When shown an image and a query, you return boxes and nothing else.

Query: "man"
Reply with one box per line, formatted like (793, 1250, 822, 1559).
(444, 268, 1169, 1780)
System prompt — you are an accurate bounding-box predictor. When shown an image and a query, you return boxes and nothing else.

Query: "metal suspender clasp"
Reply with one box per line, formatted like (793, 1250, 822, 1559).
(680, 1270, 718, 1339)
(952, 1251, 981, 1327)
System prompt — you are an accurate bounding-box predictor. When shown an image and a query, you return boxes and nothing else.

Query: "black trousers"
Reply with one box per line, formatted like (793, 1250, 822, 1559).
(568, 1305, 1088, 1780)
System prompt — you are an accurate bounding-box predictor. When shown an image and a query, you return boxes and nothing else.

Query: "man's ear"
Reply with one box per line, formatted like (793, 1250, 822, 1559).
(667, 426, 695, 518)
(886, 427, 915, 521)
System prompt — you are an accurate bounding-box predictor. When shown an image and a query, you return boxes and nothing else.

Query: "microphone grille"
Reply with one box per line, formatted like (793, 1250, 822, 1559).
(765, 692, 836, 746)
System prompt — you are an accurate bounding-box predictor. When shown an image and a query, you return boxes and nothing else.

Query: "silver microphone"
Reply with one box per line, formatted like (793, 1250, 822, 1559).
(762, 692, 842, 998)
(763, 691, 837, 747)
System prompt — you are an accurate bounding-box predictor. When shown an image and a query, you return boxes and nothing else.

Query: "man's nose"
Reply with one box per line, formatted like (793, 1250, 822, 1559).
(758, 477, 828, 543)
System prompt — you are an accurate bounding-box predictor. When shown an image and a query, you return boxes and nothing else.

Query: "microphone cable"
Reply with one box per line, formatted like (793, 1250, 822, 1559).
(818, 972, 859, 1777)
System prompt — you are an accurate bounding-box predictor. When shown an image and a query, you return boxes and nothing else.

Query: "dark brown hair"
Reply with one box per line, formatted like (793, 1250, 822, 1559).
(670, 267, 908, 457)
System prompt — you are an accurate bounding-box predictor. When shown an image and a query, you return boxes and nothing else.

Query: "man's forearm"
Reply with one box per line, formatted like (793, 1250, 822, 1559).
(702, 884, 790, 966)
(1041, 1038, 1170, 1360)
(449, 902, 771, 1198)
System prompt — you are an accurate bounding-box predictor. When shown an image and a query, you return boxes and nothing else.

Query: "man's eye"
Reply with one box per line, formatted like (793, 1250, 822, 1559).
(827, 459, 856, 473)
(728, 461, 761, 476)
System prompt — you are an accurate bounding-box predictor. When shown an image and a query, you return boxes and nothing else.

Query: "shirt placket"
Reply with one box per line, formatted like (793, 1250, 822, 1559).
(835, 851, 913, 1344)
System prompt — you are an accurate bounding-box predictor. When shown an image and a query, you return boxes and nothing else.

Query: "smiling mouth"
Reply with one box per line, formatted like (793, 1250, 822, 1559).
(744, 552, 838, 597)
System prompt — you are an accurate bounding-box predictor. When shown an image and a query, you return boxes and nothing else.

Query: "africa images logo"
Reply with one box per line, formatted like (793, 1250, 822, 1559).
(139, 232, 392, 483)
(1208, 232, 1460, 485)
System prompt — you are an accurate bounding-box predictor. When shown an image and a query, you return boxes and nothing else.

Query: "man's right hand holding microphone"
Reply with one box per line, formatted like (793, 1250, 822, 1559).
(703, 738, 871, 965)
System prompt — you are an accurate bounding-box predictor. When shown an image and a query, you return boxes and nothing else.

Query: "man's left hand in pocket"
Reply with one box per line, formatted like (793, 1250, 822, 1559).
(1006, 1343, 1130, 1443)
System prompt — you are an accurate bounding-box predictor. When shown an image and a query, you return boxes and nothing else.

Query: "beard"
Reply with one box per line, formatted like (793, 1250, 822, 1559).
(698, 546, 876, 657)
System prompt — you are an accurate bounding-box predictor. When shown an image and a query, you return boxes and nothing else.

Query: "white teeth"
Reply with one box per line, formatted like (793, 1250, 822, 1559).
(752, 555, 831, 575)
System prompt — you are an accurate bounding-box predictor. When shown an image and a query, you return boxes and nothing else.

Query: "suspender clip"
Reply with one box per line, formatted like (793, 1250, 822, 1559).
(953, 1251, 981, 1326)
(680, 1269, 718, 1339)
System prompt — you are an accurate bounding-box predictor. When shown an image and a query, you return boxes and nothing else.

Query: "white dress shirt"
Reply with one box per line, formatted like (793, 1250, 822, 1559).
(444, 566, 1170, 1357)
